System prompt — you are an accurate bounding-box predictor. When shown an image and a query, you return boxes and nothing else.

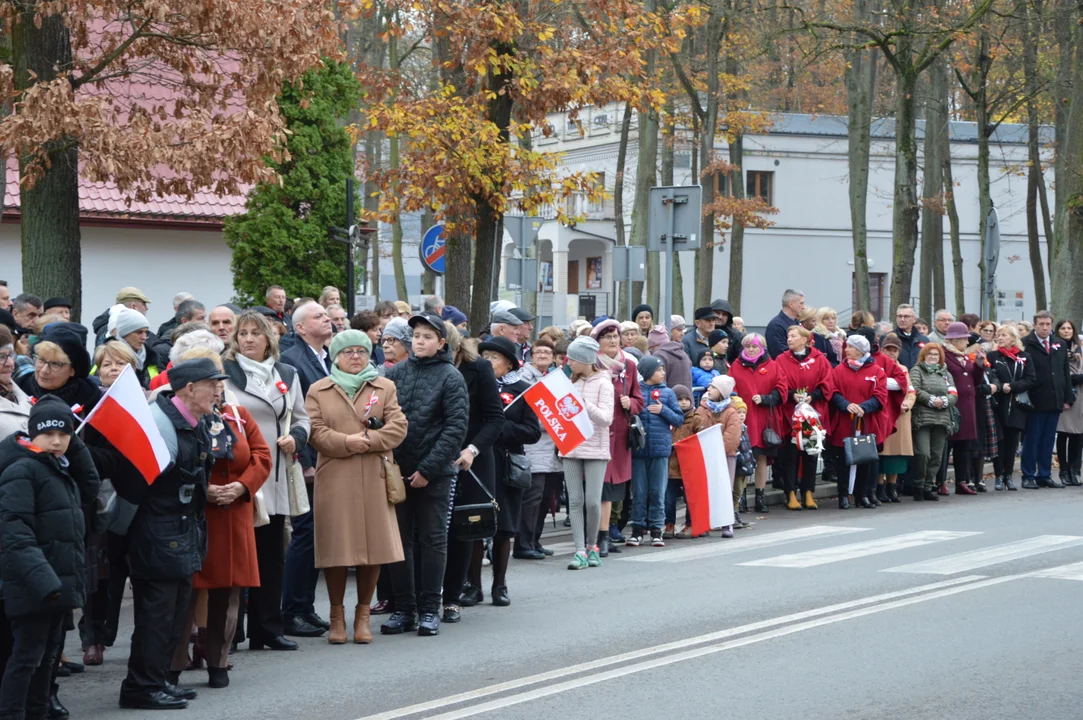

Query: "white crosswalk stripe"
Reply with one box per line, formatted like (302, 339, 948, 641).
(1030, 561, 1083, 582)
(739, 530, 980, 569)
(882, 535, 1083, 575)
(624, 525, 871, 564)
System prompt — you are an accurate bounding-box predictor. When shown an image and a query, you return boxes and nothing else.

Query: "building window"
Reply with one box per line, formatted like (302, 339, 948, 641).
(746, 170, 773, 205)
(713, 172, 729, 197)
(852, 272, 888, 321)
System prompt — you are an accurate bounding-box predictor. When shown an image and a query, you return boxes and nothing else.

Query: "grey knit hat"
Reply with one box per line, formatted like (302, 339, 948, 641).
(113, 308, 149, 339)
(566, 336, 600, 365)
(846, 334, 871, 354)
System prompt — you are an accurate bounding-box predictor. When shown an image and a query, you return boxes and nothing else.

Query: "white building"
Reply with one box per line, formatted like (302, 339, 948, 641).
(518, 110, 1051, 329)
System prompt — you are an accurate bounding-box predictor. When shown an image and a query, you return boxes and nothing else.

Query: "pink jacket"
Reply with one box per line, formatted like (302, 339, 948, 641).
(562, 371, 615, 461)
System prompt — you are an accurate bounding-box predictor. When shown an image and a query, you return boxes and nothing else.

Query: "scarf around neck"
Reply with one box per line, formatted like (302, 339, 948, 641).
(236, 353, 276, 392)
(705, 396, 730, 414)
(597, 349, 626, 376)
(999, 344, 1022, 360)
(497, 368, 522, 389)
(330, 360, 379, 399)
(134, 344, 147, 370)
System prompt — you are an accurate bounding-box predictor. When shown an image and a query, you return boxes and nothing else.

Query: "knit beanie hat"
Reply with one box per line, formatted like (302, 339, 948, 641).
(672, 384, 692, 402)
(638, 355, 664, 383)
(619, 321, 639, 336)
(382, 318, 412, 345)
(28, 395, 75, 438)
(632, 304, 654, 322)
(670, 315, 687, 331)
(731, 396, 748, 412)
(330, 329, 371, 361)
(113, 308, 149, 340)
(711, 374, 736, 398)
(566, 336, 600, 365)
(708, 329, 726, 347)
(647, 325, 669, 350)
(846, 334, 871, 355)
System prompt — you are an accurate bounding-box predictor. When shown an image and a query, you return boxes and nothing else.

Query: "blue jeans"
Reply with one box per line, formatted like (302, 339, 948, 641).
(664, 478, 690, 526)
(1022, 410, 1060, 479)
(631, 457, 668, 531)
(281, 483, 319, 620)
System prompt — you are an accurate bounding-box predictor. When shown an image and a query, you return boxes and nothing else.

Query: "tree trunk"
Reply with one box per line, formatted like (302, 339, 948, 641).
(445, 228, 473, 320)
(659, 108, 682, 317)
(13, 8, 81, 319)
(390, 136, 408, 301)
(1027, 164, 1049, 311)
(696, 1, 722, 310)
(889, 66, 920, 311)
(921, 57, 947, 316)
(421, 208, 437, 295)
(614, 102, 632, 313)
(726, 134, 745, 316)
(1022, 0, 1048, 307)
(628, 105, 658, 310)
(1050, 16, 1083, 321)
(844, 0, 877, 314)
(941, 129, 965, 316)
(363, 131, 382, 299)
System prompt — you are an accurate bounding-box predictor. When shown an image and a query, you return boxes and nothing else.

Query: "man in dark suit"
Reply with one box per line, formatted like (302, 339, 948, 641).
(279, 301, 334, 636)
(765, 289, 804, 358)
(1021, 310, 1075, 488)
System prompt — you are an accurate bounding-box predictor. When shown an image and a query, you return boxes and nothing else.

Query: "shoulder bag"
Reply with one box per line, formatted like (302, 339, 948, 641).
(382, 454, 407, 504)
(504, 452, 532, 490)
(452, 469, 498, 541)
(843, 417, 878, 466)
(762, 405, 784, 448)
(623, 373, 647, 452)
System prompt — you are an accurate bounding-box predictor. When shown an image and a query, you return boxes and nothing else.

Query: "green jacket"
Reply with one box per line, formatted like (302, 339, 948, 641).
(909, 363, 957, 430)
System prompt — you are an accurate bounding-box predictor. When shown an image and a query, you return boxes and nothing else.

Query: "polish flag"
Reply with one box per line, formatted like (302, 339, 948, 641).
(675, 424, 734, 535)
(80, 365, 170, 484)
(521, 371, 594, 455)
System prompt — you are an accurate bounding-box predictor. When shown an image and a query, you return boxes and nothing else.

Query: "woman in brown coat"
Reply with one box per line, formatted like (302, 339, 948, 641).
(306, 330, 408, 645)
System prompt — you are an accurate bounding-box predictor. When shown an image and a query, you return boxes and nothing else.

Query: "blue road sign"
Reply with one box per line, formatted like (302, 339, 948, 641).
(420, 225, 446, 275)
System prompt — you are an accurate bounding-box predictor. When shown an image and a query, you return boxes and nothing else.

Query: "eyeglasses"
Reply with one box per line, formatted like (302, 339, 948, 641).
(339, 348, 369, 358)
(33, 356, 70, 372)
(0, 352, 13, 364)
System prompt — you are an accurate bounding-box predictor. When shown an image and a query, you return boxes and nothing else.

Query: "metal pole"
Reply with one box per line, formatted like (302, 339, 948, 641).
(345, 177, 355, 317)
(662, 194, 675, 331)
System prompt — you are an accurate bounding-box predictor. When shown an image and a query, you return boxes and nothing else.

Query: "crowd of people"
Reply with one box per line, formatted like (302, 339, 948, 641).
(0, 278, 1079, 716)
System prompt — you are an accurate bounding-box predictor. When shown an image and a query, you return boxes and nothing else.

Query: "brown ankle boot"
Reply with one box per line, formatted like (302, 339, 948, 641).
(353, 604, 373, 644)
(328, 605, 347, 645)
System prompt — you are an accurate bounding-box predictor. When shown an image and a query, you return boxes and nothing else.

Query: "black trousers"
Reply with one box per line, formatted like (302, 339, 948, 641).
(104, 532, 129, 647)
(1056, 432, 1083, 471)
(0, 612, 64, 718)
(995, 427, 1022, 477)
(951, 439, 974, 486)
(390, 477, 452, 615)
(777, 444, 817, 495)
(122, 576, 192, 695)
(832, 447, 878, 499)
(249, 514, 286, 642)
(518, 472, 563, 551)
(376, 566, 393, 603)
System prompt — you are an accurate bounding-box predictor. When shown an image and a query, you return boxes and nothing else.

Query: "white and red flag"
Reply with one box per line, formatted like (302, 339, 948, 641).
(80, 365, 170, 484)
(521, 371, 594, 455)
(675, 424, 734, 535)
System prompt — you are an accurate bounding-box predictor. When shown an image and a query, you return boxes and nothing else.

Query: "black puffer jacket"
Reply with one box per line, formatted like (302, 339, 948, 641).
(0, 433, 96, 617)
(386, 345, 469, 481)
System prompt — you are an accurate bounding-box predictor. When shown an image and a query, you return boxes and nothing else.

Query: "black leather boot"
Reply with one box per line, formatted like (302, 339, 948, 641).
(754, 488, 769, 513)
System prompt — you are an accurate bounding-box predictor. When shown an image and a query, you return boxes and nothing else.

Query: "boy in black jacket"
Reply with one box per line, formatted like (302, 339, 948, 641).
(0, 397, 97, 720)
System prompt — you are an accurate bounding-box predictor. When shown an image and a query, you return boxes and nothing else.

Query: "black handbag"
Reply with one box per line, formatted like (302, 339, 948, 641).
(843, 419, 878, 465)
(451, 470, 498, 541)
(623, 374, 647, 452)
(504, 452, 532, 490)
(762, 405, 784, 448)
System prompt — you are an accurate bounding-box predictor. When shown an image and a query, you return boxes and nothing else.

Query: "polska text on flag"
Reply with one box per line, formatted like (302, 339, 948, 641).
(521, 370, 595, 456)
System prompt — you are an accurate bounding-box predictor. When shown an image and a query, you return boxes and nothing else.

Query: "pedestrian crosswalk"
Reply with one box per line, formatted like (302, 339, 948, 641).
(552, 525, 1083, 580)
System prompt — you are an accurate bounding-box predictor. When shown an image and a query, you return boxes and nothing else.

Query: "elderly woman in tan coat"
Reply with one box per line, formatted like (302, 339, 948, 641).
(306, 329, 408, 645)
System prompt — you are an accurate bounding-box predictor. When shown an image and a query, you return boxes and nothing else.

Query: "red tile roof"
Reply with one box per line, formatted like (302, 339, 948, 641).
(3, 160, 249, 226)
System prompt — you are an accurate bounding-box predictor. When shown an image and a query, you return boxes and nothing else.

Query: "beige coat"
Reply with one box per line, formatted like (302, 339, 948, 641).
(306, 376, 408, 568)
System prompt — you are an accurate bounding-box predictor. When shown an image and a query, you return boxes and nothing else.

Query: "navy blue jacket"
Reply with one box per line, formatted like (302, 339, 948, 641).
(766, 311, 799, 359)
(280, 340, 330, 470)
(634, 383, 685, 459)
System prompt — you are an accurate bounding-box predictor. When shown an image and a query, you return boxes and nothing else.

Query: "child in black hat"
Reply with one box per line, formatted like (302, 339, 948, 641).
(0, 396, 95, 719)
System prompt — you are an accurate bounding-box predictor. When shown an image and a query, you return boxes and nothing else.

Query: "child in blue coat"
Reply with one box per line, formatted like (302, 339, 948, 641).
(629, 356, 684, 547)
(691, 351, 721, 405)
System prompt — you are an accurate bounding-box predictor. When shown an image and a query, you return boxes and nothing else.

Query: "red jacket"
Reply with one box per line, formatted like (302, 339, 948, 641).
(730, 354, 788, 451)
(776, 348, 831, 425)
(604, 355, 643, 484)
(826, 358, 888, 447)
(195, 404, 272, 590)
(872, 350, 909, 439)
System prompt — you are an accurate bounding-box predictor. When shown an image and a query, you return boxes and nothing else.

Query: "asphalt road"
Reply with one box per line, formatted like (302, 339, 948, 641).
(63, 487, 1083, 720)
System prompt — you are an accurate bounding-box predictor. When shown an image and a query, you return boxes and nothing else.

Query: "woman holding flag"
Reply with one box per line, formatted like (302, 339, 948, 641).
(474, 336, 542, 606)
(560, 337, 614, 570)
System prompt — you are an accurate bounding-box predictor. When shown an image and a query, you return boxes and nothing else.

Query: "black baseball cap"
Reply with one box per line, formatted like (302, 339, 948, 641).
(509, 307, 536, 323)
(170, 358, 228, 390)
(43, 297, 72, 312)
(408, 312, 447, 339)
